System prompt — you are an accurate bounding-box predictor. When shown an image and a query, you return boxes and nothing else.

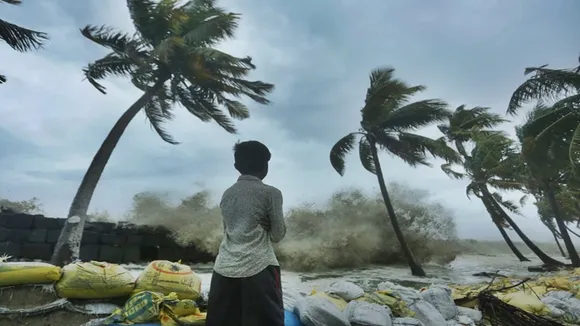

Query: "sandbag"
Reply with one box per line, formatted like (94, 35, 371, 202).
(103, 291, 166, 324)
(0, 262, 62, 287)
(501, 291, 549, 315)
(294, 296, 350, 326)
(392, 317, 425, 326)
(408, 300, 447, 326)
(344, 300, 393, 326)
(378, 281, 421, 304)
(327, 280, 365, 301)
(357, 290, 415, 317)
(445, 315, 475, 326)
(134, 260, 202, 300)
(420, 285, 458, 320)
(284, 288, 306, 311)
(456, 307, 481, 323)
(55, 261, 134, 299)
(310, 290, 348, 311)
(159, 311, 206, 326)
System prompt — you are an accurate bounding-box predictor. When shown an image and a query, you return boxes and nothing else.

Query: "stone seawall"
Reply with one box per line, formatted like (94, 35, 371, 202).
(0, 213, 214, 263)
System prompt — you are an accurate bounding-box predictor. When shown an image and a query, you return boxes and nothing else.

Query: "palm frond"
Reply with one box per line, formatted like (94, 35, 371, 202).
(519, 194, 528, 206)
(181, 9, 239, 45)
(374, 131, 429, 167)
(465, 182, 479, 199)
(358, 136, 376, 174)
(83, 53, 138, 94)
(126, 0, 160, 45)
(0, 74, 6, 84)
(441, 163, 465, 179)
(507, 66, 580, 115)
(491, 192, 521, 215)
(362, 67, 426, 125)
(80, 25, 141, 54)
(570, 123, 580, 165)
(1, 0, 22, 4)
(397, 132, 461, 163)
(143, 88, 179, 145)
(330, 133, 357, 176)
(0, 18, 47, 52)
(379, 99, 450, 130)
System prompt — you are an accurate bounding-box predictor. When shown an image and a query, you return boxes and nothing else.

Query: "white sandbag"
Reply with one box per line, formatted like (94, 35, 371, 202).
(408, 300, 447, 326)
(377, 281, 421, 304)
(446, 315, 475, 326)
(457, 307, 482, 322)
(327, 280, 365, 301)
(541, 297, 569, 311)
(392, 317, 425, 326)
(344, 300, 392, 326)
(294, 296, 350, 326)
(283, 288, 306, 311)
(545, 290, 574, 301)
(420, 285, 458, 320)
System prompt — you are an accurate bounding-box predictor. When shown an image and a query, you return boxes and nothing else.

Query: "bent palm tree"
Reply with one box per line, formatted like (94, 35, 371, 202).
(438, 106, 529, 261)
(0, 0, 48, 83)
(329, 67, 459, 276)
(442, 132, 564, 266)
(51, 0, 274, 265)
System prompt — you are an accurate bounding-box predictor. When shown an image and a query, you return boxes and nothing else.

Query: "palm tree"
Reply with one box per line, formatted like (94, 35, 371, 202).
(438, 106, 530, 261)
(0, 0, 48, 83)
(329, 67, 460, 276)
(442, 132, 565, 266)
(516, 105, 580, 266)
(51, 0, 274, 265)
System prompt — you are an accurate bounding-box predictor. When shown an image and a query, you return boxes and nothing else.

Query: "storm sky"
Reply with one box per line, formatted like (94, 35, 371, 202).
(0, 0, 578, 241)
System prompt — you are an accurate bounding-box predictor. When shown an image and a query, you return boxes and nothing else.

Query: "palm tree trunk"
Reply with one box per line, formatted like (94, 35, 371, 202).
(495, 222, 530, 262)
(481, 187, 565, 266)
(477, 191, 529, 261)
(552, 231, 568, 258)
(51, 79, 166, 266)
(544, 182, 580, 266)
(368, 136, 426, 277)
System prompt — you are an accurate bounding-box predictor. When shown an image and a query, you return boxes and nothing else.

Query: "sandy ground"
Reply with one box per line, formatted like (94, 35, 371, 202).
(0, 286, 107, 326)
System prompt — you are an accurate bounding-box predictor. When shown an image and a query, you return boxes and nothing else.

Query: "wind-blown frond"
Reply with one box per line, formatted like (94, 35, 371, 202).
(374, 131, 428, 166)
(379, 99, 450, 130)
(397, 132, 461, 163)
(362, 67, 426, 125)
(358, 136, 376, 174)
(83, 53, 137, 94)
(507, 66, 580, 115)
(492, 192, 521, 215)
(126, 0, 158, 45)
(330, 133, 357, 176)
(441, 163, 465, 179)
(143, 88, 179, 145)
(0, 18, 47, 52)
(81, 25, 143, 55)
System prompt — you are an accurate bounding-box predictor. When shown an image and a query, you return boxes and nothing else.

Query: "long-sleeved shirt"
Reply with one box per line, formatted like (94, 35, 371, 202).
(213, 175, 286, 278)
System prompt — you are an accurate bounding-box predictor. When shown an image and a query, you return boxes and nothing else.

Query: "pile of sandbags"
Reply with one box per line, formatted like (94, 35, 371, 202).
(290, 280, 483, 326)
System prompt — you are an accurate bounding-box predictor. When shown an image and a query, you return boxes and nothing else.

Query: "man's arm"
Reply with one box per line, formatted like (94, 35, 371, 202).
(268, 188, 286, 243)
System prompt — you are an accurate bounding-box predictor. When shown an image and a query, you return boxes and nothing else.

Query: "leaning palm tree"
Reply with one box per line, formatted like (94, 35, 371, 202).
(329, 67, 460, 276)
(0, 0, 48, 83)
(442, 132, 565, 266)
(438, 106, 530, 261)
(51, 0, 274, 265)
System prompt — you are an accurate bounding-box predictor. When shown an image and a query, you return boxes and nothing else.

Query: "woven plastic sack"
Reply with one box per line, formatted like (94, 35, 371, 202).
(420, 285, 458, 320)
(294, 296, 350, 326)
(103, 291, 165, 324)
(392, 317, 425, 325)
(0, 261, 61, 286)
(283, 288, 305, 311)
(55, 261, 134, 299)
(408, 300, 446, 326)
(327, 280, 365, 301)
(344, 300, 393, 326)
(134, 260, 201, 300)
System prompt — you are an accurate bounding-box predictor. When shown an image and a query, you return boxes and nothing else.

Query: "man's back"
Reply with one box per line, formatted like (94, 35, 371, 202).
(213, 175, 286, 278)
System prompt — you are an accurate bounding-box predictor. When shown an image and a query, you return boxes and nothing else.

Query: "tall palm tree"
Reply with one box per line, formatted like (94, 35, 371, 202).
(0, 0, 48, 83)
(51, 0, 274, 265)
(442, 132, 565, 266)
(516, 105, 580, 266)
(438, 106, 530, 261)
(329, 67, 460, 276)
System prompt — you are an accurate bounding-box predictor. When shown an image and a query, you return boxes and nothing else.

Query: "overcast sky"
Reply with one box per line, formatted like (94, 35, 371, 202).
(0, 0, 578, 242)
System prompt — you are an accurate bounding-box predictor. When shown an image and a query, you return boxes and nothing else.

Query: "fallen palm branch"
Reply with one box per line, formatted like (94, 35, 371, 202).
(0, 298, 90, 319)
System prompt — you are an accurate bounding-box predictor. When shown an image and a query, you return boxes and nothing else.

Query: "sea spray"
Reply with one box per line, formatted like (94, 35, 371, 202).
(125, 183, 460, 271)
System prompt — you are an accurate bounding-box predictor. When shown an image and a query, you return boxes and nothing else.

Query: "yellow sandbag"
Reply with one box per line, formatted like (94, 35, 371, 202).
(104, 291, 167, 325)
(163, 297, 200, 316)
(0, 262, 61, 286)
(523, 285, 548, 297)
(356, 290, 415, 317)
(134, 260, 202, 300)
(501, 291, 549, 315)
(160, 311, 206, 326)
(311, 289, 348, 311)
(544, 277, 573, 291)
(55, 261, 135, 299)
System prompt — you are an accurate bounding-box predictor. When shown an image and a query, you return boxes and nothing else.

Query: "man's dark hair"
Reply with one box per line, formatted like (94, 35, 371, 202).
(233, 140, 271, 174)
